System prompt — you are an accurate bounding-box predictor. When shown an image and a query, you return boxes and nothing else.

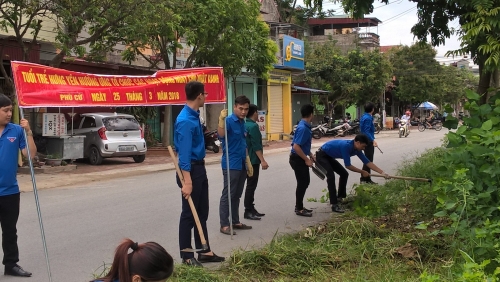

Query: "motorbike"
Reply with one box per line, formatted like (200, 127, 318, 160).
(202, 124, 221, 153)
(399, 119, 410, 138)
(374, 122, 382, 134)
(314, 122, 351, 139)
(418, 119, 443, 132)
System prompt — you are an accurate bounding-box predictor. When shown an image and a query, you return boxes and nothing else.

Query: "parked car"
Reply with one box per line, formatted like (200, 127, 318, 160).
(72, 113, 147, 165)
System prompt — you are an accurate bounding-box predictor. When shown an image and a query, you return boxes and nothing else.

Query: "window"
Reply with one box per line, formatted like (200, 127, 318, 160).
(102, 117, 140, 131)
(81, 117, 96, 129)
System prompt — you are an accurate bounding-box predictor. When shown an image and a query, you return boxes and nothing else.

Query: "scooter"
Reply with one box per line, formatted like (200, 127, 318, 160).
(399, 119, 409, 138)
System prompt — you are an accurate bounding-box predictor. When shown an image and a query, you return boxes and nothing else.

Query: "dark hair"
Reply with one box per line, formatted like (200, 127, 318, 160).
(300, 104, 314, 118)
(234, 95, 250, 106)
(185, 81, 204, 101)
(364, 102, 374, 113)
(92, 238, 174, 282)
(247, 104, 258, 118)
(0, 94, 12, 108)
(354, 134, 370, 145)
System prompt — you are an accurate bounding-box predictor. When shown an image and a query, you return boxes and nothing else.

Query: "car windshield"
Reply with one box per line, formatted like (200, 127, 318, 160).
(103, 117, 140, 131)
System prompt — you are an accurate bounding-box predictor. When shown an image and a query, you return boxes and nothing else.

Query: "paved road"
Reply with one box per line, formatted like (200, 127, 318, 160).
(10, 129, 446, 281)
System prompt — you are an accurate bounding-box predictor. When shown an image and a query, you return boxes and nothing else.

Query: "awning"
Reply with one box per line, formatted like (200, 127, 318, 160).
(292, 86, 330, 94)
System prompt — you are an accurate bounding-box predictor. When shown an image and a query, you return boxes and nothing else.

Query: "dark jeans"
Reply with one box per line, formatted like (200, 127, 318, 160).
(362, 141, 374, 179)
(316, 151, 349, 205)
(176, 164, 211, 260)
(219, 168, 247, 227)
(289, 154, 310, 210)
(244, 164, 261, 211)
(0, 193, 20, 267)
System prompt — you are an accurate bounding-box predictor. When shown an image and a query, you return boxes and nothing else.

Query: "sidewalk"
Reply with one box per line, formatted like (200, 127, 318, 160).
(17, 130, 396, 192)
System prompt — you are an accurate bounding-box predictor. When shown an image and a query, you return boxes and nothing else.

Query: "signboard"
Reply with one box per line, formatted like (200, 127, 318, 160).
(283, 35, 304, 70)
(268, 69, 291, 84)
(257, 111, 266, 139)
(11, 61, 226, 108)
(42, 113, 67, 136)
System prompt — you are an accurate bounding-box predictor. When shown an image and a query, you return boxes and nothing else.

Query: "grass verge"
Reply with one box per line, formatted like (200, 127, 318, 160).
(169, 147, 463, 281)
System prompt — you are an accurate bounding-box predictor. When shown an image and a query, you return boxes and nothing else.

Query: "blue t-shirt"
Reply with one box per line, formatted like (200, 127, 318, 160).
(320, 139, 370, 167)
(220, 113, 247, 170)
(291, 119, 312, 155)
(360, 113, 375, 142)
(0, 123, 26, 196)
(174, 105, 205, 171)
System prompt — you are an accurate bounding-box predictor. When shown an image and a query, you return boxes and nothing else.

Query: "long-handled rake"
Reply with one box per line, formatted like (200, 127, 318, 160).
(167, 146, 209, 253)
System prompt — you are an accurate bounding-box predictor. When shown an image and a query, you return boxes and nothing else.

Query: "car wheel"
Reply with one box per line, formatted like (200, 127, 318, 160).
(133, 155, 146, 163)
(89, 146, 103, 165)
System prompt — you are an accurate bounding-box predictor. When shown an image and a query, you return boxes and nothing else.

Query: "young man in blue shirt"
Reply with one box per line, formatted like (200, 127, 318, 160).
(0, 94, 37, 277)
(315, 134, 388, 213)
(218, 95, 253, 235)
(244, 104, 269, 220)
(359, 102, 378, 184)
(174, 81, 224, 267)
(289, 104, 315, 217)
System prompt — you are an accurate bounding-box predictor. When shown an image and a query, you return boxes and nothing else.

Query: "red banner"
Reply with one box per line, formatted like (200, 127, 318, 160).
(11, 61, 226, 108)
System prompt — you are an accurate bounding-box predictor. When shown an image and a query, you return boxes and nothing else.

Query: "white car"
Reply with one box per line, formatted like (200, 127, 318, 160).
(72, 113, 147, 165)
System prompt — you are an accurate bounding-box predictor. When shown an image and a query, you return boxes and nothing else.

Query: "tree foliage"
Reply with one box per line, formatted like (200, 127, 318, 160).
(0, 0, 51, 94)
(121, 0, 277, 78)
(305, 41, 392, 107)
(49, 0, 146, 67)
(306, 0, 500, 104)
(388, 44, 442, 105)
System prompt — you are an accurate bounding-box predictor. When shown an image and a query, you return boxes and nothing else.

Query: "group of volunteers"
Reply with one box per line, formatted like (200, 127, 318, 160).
(172, 81, 389, 267)
(0, 80, 389, 281)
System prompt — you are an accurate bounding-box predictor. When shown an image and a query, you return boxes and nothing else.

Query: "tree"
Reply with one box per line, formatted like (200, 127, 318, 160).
(388, 44, 443, 106)
(121, 0, 277, 78)
(306, 0, 500, 104)
(305, 42, 391, 108)
(435, 66, 478, 106)
(0, 0, 51, 94)
(349, 48, 392, 106)
(49, 0, 146, 67)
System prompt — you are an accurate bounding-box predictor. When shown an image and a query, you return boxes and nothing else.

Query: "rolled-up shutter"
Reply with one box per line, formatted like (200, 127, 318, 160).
(269, 84, 283, 134)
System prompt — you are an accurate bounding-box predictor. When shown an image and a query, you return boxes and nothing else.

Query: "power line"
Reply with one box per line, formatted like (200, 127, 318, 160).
(380, 6, 417, 24)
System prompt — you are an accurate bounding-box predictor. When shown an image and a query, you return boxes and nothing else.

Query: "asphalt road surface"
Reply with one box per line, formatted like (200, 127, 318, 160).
(10, 129, 446, 281)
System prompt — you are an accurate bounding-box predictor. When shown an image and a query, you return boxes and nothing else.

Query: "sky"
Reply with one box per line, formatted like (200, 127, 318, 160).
(295, 0, 467, 64)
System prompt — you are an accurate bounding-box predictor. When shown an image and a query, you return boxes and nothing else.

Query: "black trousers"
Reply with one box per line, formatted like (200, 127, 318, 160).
(176, 164, 210, 260)
(244, 164, 261, 211)
(0, 193, 20, 267)
(316, 151, 349, 205)
(362, 141, 375, 179)
(289, 154, 310, 211)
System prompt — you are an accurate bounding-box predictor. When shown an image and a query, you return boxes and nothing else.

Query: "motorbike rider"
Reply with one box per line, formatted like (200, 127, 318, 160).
(400, 111, 411, 133)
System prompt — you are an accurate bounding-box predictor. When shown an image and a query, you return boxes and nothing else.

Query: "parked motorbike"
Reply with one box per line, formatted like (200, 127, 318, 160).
(399, 119, 410, 138)
(202, 125, 220, 153)
(374, 122, 382, 134)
